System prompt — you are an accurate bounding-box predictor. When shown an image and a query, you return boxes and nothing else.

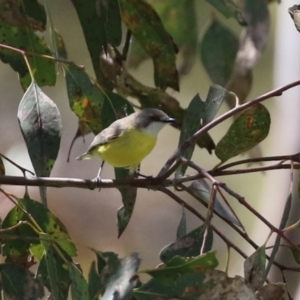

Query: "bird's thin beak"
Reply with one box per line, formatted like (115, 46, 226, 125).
(163, 117, 176, 123)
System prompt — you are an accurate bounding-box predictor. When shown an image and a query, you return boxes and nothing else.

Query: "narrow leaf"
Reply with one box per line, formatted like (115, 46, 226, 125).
(116, 169, 137, 237)
(120, 0, 179, 91)
(176, 208, 187, 239)
(215, 103, 271, 162)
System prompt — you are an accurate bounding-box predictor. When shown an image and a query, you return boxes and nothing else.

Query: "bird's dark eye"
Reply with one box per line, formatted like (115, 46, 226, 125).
(150, 115, 160, 121)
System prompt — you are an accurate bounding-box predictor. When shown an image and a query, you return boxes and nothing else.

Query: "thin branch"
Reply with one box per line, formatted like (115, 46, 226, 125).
(221, 183, 300, 252)
(215, 153, 299, 171)
(158, 187, 248, 259)
(158, 79, 300, 177)
(0, 154, 34, 176)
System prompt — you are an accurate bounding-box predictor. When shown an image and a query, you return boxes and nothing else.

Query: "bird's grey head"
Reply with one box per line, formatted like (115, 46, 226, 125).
(134, 108, 176, 137)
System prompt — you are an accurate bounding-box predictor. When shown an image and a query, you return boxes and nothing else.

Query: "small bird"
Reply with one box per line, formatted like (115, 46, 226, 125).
(76, 108, 176, 179)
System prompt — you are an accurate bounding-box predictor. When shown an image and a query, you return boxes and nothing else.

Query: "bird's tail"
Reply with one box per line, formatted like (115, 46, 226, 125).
(75, 152, 92, 160)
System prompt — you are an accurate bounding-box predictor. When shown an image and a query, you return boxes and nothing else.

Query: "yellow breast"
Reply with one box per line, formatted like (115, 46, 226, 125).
(96, 128, 157, 168)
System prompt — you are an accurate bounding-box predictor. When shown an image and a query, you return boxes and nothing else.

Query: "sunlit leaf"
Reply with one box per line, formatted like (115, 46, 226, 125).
(215, 104, 270, 162)
(1, 197, 77, 258)
(37, 242, 72, 299)
(0, 21, 56, 89)
(120, 0, 179, 91)
(200, 18, 239, 87)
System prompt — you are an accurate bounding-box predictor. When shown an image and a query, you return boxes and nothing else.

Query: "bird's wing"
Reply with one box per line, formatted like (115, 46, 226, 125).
(87, 124, 123, 152)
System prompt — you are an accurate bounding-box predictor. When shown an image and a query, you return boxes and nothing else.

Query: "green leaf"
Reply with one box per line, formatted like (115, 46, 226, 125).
(176, 207, 187, 239)
(160, 225, 213, 263)
(142, 251, 218, 284)
(37, 242, 72, 300)
(116, 169, 137, 237)
(120, 0, 179, 91)
(176, 86, 226, 176)
(21, 0, 47, 30)
(69, 263, 90, 300)
(199, 18, 239, 86)
(72, 0, 121, 87)
(18, 81, 62, 177)
(128, 0, 197, 74)
(106, 0, 122, 46)
(0, 263, 44, 299)
(1, 197, 77, 258)
(102, 253, 141, 300)
(0, 21, 56, 89)
(215, 103, 271, 163)
(65, 65, 133, 134)
(244, 245, 266, 290)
